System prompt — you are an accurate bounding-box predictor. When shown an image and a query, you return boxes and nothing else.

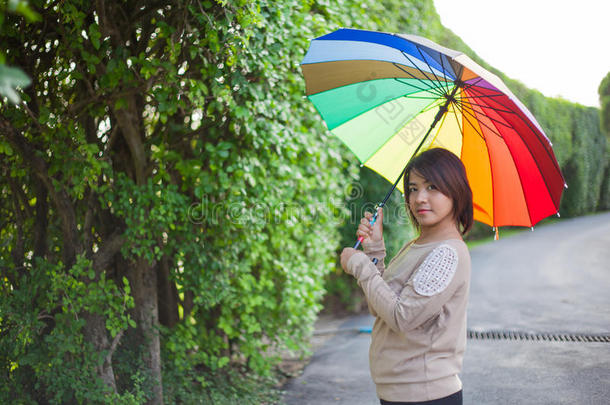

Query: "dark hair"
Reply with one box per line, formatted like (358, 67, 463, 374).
(403, 148, 473, 235)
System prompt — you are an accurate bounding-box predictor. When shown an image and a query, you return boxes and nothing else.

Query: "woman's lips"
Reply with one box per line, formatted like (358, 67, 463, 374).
(416, 209, 431, 214)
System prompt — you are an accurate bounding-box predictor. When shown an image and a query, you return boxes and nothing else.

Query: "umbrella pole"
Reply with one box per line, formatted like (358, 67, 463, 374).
(353, 89, 458, 255)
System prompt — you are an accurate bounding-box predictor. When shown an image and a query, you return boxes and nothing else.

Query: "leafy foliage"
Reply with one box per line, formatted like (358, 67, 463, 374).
(599, 72, 610, 138)
(0, 0, 607, 404)
(0, 0, 39, 102)
(1, 0, 346, 402)
(597, 71, 610, 210)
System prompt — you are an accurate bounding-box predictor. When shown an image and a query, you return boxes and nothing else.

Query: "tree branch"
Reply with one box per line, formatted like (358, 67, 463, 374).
(7, 180, 26, 279)
(1, 118, 82, 266)
(91, 231, 126, 274)
(32, 177, 48, 259)
(105, 328, 125, 368)
(112, 98, 147, 185)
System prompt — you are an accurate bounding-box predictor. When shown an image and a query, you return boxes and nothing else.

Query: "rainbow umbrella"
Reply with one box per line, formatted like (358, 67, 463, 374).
(301, 28, 565, 242)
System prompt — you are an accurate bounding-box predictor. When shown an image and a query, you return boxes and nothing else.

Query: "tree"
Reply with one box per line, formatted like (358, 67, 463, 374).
(597, 72, 610, 210)
(1, 0, 347, 402)
(0, 0, 39, 103)
(599, 72, 610, 138)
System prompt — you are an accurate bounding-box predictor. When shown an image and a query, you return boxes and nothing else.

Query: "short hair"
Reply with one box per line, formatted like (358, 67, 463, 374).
(403, 148, 473, 235)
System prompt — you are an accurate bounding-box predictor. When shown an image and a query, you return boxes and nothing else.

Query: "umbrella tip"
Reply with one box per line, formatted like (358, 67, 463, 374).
(564, 183, 568, 189)
(557, 212, 561, 218)
(531, 227, 534, 232)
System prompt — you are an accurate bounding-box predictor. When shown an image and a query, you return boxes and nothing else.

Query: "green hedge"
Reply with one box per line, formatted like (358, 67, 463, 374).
(1, 0, 352, 402)
(1, 0, 608, 403)
(598, 71, 610, 210)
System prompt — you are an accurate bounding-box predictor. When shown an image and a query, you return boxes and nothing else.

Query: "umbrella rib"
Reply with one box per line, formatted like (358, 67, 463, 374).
(452, 101, 490, 141)
(449, 101, 465, 135)
(461, 77, 485, 92)
(394, 67, 442, 97)
(397, 52, 447, 96)
(456, 97, 508, 227)
(460, 98, 516, 115)
(438, 56, 452, 94)
(468, 84, 553, 141)
(459, 97, 518, 131)
(399, 95, 445, 100)
(464, 84, 565, 186)
(393, 77, 443, 97)
(451, 100, 500, 228)
(400, 51, 447, 95)
(421, 100, 444, 113)
(460, 91, 543, 149)
(462, 96, 534, 227)
(458, 92, 505, 101)
(415, 45, 450, 95)
(426, 103, 458, 147)
(391, 65, 445, 98)
(463, 86, 564, 213)
(456, 105, 493, 140)
(448, 102, 485, 150)
(360, 98, 440, 168)
(461, 91, 561, 221)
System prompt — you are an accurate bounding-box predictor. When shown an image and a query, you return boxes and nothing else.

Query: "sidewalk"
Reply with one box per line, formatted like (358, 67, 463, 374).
(281, 213, 610, 404)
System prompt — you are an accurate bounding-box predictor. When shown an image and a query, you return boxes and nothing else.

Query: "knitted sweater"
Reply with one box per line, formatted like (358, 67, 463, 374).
(346, 237, 471, 402)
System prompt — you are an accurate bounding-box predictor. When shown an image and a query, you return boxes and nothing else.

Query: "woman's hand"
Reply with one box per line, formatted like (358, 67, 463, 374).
(357, 207, 383, 244)
(340, 247, 359, 274)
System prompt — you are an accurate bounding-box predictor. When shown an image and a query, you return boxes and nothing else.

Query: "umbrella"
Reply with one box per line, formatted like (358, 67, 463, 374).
(300, 28, 566, 245)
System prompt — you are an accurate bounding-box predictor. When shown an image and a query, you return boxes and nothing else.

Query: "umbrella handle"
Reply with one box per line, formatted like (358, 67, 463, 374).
(353, 206, 382, 265)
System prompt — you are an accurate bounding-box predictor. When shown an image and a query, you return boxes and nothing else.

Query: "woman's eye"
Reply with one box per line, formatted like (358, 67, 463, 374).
(408, 187, 417, 192)
(428, 185, 437, 190)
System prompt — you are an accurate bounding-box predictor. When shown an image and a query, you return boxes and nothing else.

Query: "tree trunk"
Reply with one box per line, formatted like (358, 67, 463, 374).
(157, 256, 179, 328)
(83, 313, 118, 393)
(131, 257, 164, 404)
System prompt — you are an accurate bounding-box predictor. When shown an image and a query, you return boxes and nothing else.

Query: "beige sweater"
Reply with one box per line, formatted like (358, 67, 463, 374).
(346, 237, 471, 402)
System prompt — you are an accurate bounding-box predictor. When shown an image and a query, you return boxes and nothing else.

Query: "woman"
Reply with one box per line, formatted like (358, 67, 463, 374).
(340, 148, 473, 405)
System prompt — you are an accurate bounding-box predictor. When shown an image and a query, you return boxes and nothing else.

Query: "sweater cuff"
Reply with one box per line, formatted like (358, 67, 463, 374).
(347, 252, 379, 280)
(362, 238, 385, 254)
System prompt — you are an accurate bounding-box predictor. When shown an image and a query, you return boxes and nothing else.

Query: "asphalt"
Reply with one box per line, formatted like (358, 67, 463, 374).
(281, 212, 610, 404)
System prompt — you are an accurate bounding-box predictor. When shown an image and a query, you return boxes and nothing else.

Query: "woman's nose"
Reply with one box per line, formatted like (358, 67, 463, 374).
(415, 190, 427, 202)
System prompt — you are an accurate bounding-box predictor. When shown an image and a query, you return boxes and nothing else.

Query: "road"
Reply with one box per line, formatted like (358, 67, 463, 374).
(281, 212, 610, 404)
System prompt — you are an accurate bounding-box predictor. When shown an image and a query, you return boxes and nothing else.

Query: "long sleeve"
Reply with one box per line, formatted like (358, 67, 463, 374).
(362, 238, 386, 275)
(360, 239, 385, 317)
(347, 244, 467, 334)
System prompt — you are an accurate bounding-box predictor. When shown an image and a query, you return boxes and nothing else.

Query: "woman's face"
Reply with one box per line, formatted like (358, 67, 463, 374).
(407, 170, 454, 230)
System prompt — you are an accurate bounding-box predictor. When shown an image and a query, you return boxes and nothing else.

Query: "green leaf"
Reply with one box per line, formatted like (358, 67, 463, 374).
(89, 23, 102, 50)
(9, 0, 42, 22)
(217, 356, 230, 368)
(0, 65, 31, 104)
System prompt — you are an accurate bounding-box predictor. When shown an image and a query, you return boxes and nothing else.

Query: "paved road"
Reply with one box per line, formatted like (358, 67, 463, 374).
(282, 212, 610, 404)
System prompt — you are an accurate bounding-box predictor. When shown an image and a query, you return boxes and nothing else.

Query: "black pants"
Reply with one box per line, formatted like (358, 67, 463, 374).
(380, 390, 462, 405)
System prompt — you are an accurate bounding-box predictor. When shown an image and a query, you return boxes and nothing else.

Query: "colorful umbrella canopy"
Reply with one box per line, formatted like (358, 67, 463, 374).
(301, 28, 566, 229)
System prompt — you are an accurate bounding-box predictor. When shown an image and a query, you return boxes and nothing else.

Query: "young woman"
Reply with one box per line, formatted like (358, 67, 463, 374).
(340, 148, 473, 405)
